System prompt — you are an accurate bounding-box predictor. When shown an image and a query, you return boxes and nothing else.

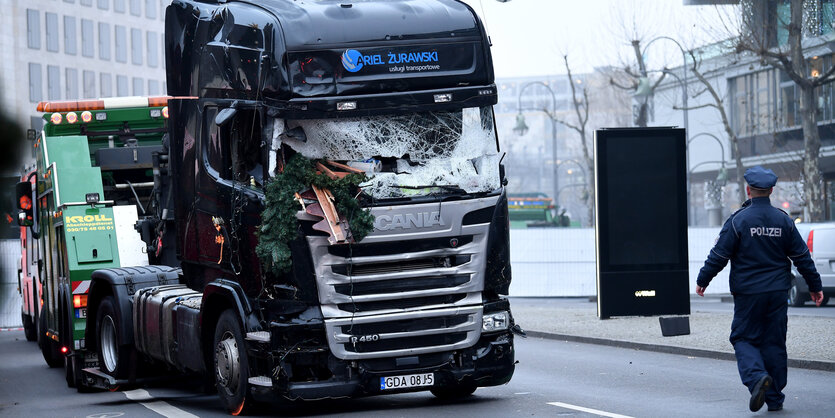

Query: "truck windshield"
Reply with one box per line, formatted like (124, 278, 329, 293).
(270, 106, 500, 198)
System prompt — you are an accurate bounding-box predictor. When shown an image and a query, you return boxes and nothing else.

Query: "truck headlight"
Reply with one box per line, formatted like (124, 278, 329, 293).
(482, 311, 509, 333)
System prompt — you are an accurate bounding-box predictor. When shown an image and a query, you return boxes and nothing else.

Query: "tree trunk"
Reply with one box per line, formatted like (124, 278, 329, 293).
(799, 85, 824, 221)
(732, 140, 746, 205)
(584, 154, 595, 227)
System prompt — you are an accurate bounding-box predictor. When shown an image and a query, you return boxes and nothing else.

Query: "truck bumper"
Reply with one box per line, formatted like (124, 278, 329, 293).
(250, 330, 515, 402)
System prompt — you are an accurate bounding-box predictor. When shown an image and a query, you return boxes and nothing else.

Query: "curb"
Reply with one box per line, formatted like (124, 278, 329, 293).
(525, 330, 835, 373)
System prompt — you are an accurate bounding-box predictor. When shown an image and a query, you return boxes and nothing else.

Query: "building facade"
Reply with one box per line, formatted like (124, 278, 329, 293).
(652, 0, 835, 225)
(0, 0, 167, 132)
(495, 73, 631, 226)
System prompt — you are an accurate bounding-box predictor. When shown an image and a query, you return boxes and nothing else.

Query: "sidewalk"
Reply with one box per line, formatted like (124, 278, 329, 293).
(510, 297, 835, 372)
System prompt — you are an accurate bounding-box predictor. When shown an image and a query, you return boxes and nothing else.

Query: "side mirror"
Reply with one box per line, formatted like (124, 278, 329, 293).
(215, 107, 238, 127)
(15, 181, 33, 227)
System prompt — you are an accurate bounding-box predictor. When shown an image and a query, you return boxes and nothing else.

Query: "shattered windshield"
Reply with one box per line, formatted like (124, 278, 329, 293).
(269, 106, 501, 198)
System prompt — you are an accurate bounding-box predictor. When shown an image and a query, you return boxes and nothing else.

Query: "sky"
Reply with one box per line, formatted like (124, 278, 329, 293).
(461, 0, 739, 78)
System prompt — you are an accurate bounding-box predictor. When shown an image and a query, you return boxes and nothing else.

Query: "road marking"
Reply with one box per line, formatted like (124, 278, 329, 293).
(547, 401, 633, 418)
(123, 389, 199, 418)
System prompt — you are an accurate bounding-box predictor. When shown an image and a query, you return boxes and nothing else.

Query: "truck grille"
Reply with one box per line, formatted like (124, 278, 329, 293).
(306, 195, 498, 360)
(324, 307, 482, 360)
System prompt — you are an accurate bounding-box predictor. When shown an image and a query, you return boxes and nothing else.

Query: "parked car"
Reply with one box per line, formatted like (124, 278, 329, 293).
(789, 223, 834, 306)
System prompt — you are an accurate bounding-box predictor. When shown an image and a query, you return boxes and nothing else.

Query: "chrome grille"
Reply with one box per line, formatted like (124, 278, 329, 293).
(305, 195, 500, 360)
(324, 306, 482, 360)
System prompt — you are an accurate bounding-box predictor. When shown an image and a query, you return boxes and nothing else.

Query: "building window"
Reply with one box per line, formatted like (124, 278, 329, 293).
(81, 0, 93, 6)
(147, 31, 158, 67)
(115, 26, 127, 63)
(114, 0, 125, 13)
(45, 13, 59, 52)
(27, 10, 40, 50)
(131, 28, 143, 65)
(66, 68, 79, 99)
(116, 75, 128, 96)
(132, 77, 144, 95)
(148, 79, 160, 95)
(98, 0, 109, 10)
(64, 16, 77, 55)
(81, 19, 94, 58)
(83, 70, 96, 99)
(29, 63, 43, 103)
(47, 65, 61, 100)
(730, 69, 777, 136)
(99, 23, 111, 61)
(130, 0, 141, 16)
(145, 0, 157, 19)
(100, 73, 113, 97)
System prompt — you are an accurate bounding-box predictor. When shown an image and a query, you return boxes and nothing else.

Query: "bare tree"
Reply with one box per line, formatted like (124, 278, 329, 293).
(672, 49, 747, 205)
(734, 0, 835, 221)
(610, 40, 669, 127)
(548, 55, 595, 226)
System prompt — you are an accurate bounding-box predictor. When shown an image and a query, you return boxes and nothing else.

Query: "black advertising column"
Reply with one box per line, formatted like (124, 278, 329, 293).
(594, 128, 690, 319)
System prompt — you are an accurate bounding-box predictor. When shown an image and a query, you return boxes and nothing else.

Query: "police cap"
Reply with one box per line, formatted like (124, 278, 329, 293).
(744, 166, 778, 189)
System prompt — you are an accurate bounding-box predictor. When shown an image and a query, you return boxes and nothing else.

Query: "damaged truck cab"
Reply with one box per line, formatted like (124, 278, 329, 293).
(82, 0, 515, 412)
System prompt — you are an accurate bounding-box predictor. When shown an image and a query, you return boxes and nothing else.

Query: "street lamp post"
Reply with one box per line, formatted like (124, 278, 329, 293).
(514, 82, 559, 204)
(688, 133, 728, 226)
(643, 36, 691, 224)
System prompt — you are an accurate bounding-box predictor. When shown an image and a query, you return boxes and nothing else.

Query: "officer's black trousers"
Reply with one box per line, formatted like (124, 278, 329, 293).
(730, 290, 788, 407)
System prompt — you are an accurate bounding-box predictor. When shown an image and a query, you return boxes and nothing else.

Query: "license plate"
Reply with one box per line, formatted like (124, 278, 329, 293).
(380, 373, 434, 390)
(75, 308, 87, 319)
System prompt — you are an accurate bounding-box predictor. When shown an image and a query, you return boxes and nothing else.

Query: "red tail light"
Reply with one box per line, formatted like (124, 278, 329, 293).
(807, 230, 814, 254)
(73, 294, 88, 308)
(61, 346, 68, 354)
(19, 195, 32, 210)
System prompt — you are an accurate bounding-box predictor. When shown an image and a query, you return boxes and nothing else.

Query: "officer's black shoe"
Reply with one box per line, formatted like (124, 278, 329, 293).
(767, 404, 783, 412)
(749, 375, 773, 412)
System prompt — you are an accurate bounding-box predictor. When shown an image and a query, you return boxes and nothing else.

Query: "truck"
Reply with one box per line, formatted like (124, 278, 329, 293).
(15, 0, 517, 413)
(508, 193, 570, 228)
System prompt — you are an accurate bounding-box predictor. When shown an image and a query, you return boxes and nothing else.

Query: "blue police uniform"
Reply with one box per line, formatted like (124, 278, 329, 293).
(696, 166, 822, 411)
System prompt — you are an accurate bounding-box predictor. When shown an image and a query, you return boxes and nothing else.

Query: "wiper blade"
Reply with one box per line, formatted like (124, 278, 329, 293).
(397, 184, 468, 193)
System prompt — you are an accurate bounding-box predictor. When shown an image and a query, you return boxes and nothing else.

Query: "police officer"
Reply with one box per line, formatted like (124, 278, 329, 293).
(695, 166, 824, 413)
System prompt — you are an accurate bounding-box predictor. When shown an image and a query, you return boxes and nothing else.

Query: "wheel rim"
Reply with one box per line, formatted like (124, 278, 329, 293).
(100, 315, 118, 373)
(789, 286, 798, 304)
(215, 331, 240, 394)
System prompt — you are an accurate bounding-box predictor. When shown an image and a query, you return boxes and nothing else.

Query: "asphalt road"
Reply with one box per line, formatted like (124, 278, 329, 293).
(1, 329, 832, 417)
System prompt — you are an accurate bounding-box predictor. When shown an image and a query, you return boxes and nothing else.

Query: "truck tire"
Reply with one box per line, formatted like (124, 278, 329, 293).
(96, 296, 133, 379)
(821, 296, 830, 306)
(213, 310, 256, 415)
(22, 312, 37, 342)
(65, 354, 77, 388)
(788, 279, 806, 307)
(38, 312, 63, 368)
(430, 383, 477, 399)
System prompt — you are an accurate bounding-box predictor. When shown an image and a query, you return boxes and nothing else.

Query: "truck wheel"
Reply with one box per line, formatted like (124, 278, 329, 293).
(430, 383, 477, 399)
(213, 310, 256, 415)
(97, 296, 132, 379)
(38, 312, 63, 368)
(22, 312, 37, 342)
(65, 354, 77, 388)
(821, 296, 830, 306)
(788, 280, 806, 307)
